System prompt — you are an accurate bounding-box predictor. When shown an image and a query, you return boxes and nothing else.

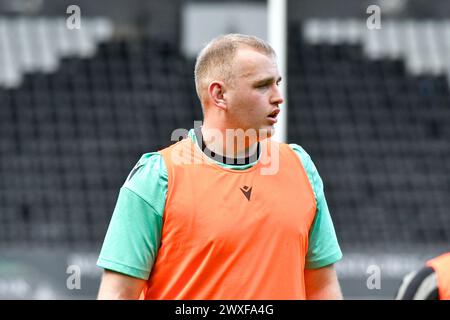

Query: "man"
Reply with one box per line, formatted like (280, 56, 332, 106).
(96, 34, 343, 299)
(395, 252, 450, 300)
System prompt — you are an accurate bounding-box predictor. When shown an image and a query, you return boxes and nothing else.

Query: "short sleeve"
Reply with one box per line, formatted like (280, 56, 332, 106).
(96, 152, 168, 279)
(289, 144, 343, 269)
(123, 152, 168, 216)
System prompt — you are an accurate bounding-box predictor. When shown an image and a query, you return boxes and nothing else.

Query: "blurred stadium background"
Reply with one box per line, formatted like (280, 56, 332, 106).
(0, 0, 449, 299)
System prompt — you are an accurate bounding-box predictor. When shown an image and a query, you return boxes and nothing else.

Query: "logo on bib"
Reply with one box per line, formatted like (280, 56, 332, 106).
(240, 186, 252, 201)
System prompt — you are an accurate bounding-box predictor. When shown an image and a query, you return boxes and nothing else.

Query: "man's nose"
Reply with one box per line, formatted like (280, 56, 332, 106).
(271, 85, 284, 105)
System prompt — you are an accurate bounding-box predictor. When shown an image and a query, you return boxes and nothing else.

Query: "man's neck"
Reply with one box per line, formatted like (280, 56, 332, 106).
(194, 126, 260, 165)
(199, 125, 258, 159)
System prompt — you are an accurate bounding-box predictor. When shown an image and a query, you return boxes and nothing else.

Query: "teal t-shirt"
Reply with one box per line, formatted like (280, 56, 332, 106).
(97, 129, 343, 280)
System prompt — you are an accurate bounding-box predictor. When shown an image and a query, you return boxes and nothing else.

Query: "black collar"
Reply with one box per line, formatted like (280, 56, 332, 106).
(194, 127, 260, 166)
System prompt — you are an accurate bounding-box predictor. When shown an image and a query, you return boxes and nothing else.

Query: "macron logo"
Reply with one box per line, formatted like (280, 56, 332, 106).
(240, 186, 252, 201)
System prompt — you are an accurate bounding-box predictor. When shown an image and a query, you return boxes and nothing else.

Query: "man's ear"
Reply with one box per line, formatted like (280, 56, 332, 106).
(208, 81, 227, 111)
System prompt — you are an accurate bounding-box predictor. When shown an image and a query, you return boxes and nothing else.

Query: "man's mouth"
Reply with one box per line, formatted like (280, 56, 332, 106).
(267, 109, 280, 119)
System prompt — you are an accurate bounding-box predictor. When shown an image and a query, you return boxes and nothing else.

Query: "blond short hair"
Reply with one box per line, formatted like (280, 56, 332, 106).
(194, 34, 276, 103)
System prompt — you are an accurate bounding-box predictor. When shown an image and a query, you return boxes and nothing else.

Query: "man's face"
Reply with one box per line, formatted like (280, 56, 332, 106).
(224, 48, 284, 140)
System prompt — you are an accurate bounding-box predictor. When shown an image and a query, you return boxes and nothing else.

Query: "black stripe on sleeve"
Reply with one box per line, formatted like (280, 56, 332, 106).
(128, 164, 144, 181)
